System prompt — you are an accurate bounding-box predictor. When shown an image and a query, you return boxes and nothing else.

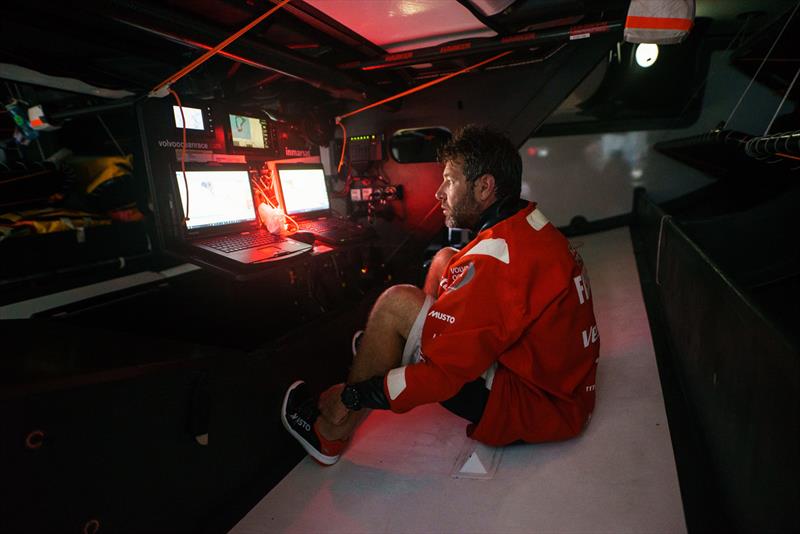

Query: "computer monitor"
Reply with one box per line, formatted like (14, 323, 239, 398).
(275, 164, 330, 216)
(172, 105, 205, 131)
(173, 166, 256, 231)
(166, 102, 222, 150)
(228, 113, 270, 149)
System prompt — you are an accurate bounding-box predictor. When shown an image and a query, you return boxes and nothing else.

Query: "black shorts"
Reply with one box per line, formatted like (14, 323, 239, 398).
(440, 378, 490, 424)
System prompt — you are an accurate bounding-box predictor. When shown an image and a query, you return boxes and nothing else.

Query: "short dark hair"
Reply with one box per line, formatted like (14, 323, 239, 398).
(438, 124, 522, 200)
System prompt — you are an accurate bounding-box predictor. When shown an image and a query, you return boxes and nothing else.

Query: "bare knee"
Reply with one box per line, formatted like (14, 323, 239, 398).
(351, 284, 427, 381)
(432, 246, 458, 266)
(376, 284, 426, 315)
(371, 284, 426, 335)
(424, 247, 458, 296)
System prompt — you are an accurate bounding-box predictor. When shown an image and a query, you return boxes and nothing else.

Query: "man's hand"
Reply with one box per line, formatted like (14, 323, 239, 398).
(318, 383, 348, 425)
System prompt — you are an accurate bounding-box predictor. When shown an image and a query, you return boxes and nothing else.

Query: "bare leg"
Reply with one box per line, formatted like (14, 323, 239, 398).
(317, 284, 426, 440)
(423, 247, 458, 296)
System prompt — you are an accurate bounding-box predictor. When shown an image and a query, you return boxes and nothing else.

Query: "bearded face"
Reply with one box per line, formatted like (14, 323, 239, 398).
(436, 159, 483, 229)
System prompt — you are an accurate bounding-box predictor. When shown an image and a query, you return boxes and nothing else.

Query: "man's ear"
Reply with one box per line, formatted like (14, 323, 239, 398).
(475, 173, 496, 202)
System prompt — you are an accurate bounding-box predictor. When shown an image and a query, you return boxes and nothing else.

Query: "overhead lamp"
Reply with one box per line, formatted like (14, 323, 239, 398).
(635, 43, 659, 68)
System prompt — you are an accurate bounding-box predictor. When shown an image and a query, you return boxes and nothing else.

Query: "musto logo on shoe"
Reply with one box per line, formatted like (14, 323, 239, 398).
(289, 412, 312, 432)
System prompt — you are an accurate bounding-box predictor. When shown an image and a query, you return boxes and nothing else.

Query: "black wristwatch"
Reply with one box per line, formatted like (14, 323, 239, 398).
(340, 384, 362, 411)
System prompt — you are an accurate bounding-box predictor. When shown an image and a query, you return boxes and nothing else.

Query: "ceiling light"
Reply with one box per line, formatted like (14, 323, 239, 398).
(635, 43, 659, 68)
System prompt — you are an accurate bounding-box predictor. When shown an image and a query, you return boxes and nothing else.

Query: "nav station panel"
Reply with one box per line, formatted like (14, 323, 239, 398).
(138, 98, 318, 247)
(141, 98, 313, 165)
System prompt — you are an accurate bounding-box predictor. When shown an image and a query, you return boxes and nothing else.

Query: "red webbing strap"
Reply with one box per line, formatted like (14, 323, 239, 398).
(337, 50, 513, 122)
(150, 0, 292, 96)
(625, 15, 693, 31)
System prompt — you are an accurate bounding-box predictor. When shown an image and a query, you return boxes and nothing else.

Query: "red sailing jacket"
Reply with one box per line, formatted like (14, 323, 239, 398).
(382, 202, 599, 446)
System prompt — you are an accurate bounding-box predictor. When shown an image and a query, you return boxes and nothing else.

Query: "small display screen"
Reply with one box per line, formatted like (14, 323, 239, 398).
(277, 166, 330, 215)
(229, 113, 266, 149)
(174, 169, 256, 230)
(173, 106, 205, 131)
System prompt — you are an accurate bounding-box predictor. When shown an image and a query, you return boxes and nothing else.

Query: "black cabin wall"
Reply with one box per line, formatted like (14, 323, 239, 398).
(1, 281, 381, 533)
(342, 34, 618, 147)
(633, 188, 800, 533)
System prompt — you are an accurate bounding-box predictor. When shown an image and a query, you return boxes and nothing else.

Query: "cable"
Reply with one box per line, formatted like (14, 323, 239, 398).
(0, 168, 52, 185)
(169, 89, 189, 221)
(150, 0, 292, 97)
(97, 115, 125, 156)
(34, 137, 45, 161)
(267, 168, 300, 232)
(252, 169, 300, 233)
(764, 64, 800, 135)
(656, 215, 672, 286)
(724, 0, 800, 129)
(376, 161, 391, 185)
(676, 14, 752, 120)
(284, 212, 300, 233)
(336, 120, 347, 173)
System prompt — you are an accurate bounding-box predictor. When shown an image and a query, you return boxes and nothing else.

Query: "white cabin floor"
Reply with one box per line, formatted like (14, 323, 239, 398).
(231, 227, 686, 534)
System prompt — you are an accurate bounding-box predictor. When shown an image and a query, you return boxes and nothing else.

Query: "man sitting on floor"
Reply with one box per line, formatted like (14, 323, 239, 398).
(282, 124, 600, 465)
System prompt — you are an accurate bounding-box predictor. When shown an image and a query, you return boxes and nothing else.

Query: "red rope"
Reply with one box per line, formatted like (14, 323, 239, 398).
(151, 0, 292, 96)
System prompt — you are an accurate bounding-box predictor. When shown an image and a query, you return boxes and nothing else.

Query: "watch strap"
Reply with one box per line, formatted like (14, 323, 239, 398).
(351, 376, 390, 410)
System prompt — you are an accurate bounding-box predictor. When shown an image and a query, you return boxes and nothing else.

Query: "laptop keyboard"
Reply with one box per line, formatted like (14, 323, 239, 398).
(301, 219, 356, 233)
(200, 232, 282, 253)
(299, 218, 372, 244)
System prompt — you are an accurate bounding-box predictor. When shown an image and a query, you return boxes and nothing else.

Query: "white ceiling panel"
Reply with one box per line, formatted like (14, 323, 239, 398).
(306, 0, 496, 52)
(471, 0, 516, 16)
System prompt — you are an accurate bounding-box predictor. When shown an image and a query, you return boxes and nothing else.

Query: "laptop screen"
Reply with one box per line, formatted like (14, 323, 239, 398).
(277, 166, 330, 215)
(174, 169, 256, 231)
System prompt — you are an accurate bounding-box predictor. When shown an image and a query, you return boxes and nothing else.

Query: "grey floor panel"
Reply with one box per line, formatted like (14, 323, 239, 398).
(231, 227, 686, 534)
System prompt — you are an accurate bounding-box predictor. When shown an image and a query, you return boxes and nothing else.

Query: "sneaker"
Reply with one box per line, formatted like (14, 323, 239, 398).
(351, 329, 364, 357)
(281, 380, 346, 466)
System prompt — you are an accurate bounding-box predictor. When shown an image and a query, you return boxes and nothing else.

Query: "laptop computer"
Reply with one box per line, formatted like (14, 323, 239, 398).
(172, 164, 311, 264)
(274, 163, 372, 245)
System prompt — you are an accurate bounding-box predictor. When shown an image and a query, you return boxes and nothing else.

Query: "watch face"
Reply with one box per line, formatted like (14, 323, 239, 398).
(342, 386, 359, 409)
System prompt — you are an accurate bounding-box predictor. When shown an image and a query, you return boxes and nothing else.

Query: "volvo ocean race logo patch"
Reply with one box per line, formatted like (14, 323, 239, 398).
(446, 261, 475, 291)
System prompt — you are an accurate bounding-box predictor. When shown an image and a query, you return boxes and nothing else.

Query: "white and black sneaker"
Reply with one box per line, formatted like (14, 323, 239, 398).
(281, 380, 346, 466)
